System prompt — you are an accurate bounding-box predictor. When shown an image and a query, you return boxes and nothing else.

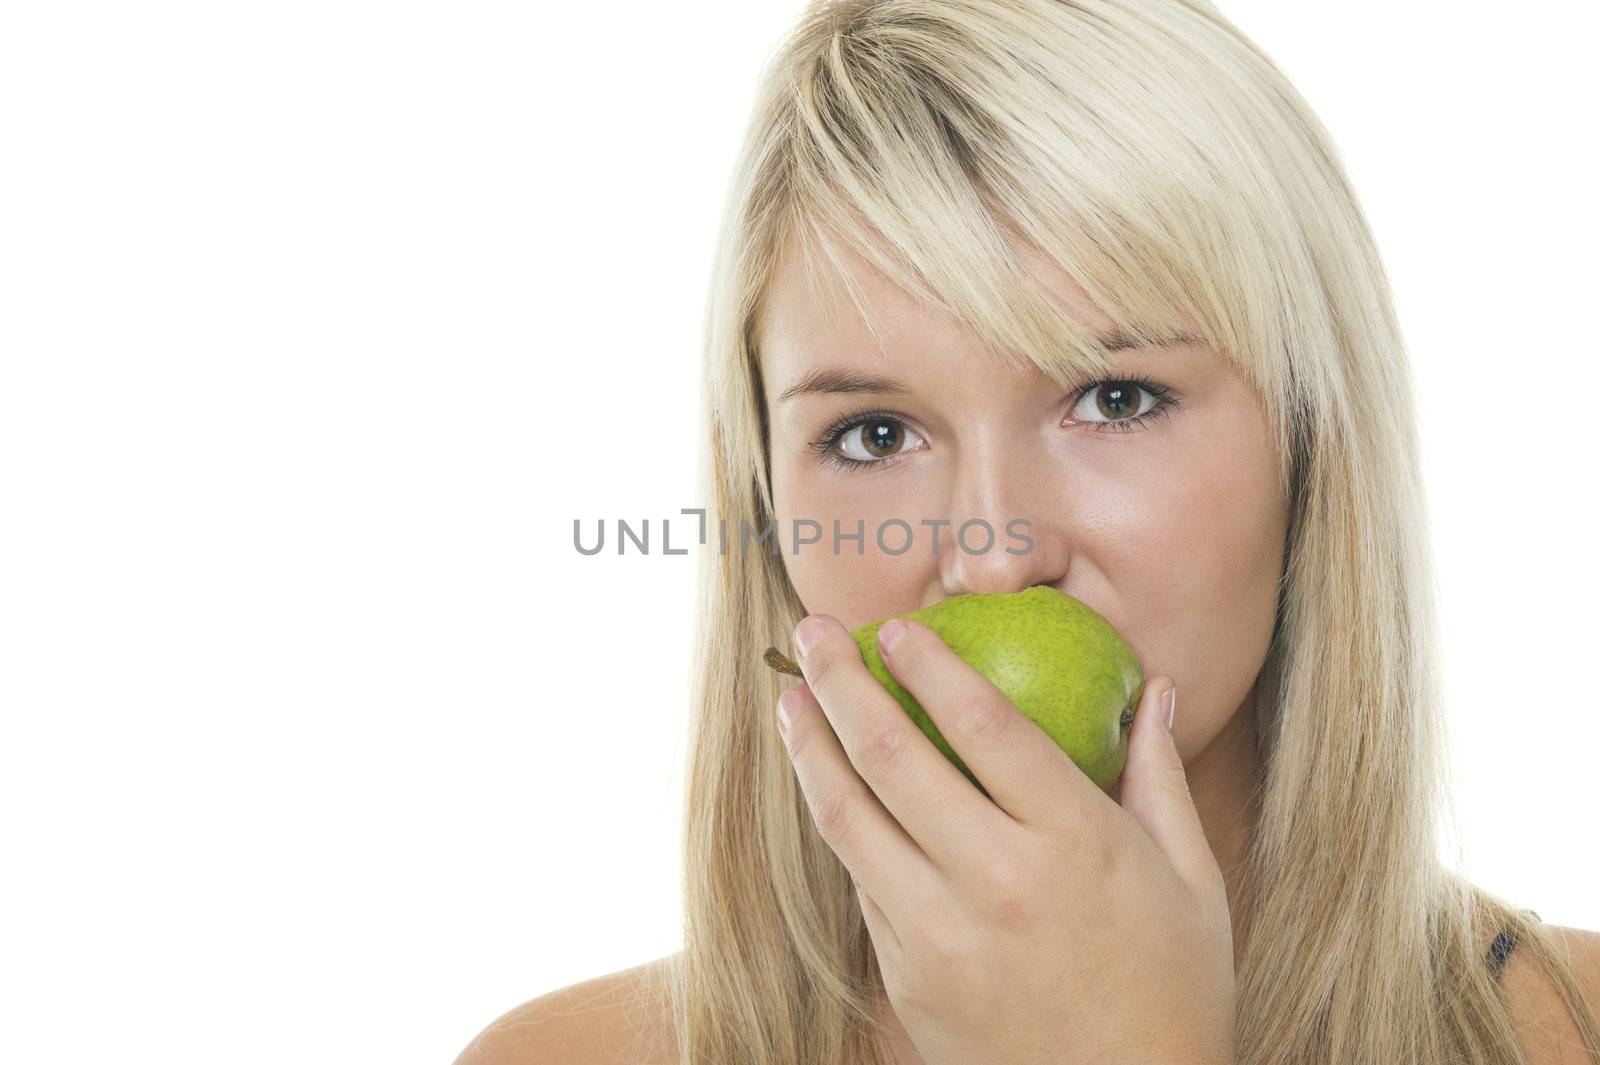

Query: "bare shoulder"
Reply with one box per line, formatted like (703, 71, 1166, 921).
(452, 954, 680, 1065)
(1501, 924, 1600, 1065)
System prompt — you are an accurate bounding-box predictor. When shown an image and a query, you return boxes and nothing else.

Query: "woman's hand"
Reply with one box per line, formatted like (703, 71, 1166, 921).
(776, 613, 1237, 1065)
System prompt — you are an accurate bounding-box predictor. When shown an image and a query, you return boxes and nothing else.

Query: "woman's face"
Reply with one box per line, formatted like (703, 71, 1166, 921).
(755, 234, 1290, 759)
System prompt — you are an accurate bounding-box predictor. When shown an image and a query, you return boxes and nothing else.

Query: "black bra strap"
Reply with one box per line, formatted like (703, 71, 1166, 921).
(1487, 909, 1542, 982)
(1487, 928, 1520, 981)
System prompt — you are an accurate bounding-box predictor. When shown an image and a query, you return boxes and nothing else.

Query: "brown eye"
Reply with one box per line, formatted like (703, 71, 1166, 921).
(1065, 377, 1174, 433)
(837, 418, 921, 462)
(1088, 381, 1149, 421)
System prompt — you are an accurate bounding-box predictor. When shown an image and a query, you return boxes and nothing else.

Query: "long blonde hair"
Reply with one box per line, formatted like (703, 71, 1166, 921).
(665, 1, 1600, 1062)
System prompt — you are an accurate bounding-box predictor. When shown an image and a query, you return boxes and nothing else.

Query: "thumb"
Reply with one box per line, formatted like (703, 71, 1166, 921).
(1116, 675, 1213, 888)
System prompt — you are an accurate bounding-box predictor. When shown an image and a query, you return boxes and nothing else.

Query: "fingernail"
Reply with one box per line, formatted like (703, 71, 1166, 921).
(877, 618, 907, 655)
(1162, 684, 1177, 731)
(778, 687, 806, 732)
(793, 617, 825, 659)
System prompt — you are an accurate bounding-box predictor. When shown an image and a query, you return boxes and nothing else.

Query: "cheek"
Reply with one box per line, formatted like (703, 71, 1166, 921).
(1155, 469, 1284, 638)
(771, 462, 939, 628)
(1113, 389, 1282, 599)
(1095, 411, 1286, 728)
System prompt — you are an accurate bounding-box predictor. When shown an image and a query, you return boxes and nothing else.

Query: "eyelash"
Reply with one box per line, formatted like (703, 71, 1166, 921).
(805, 375, 1179, 473)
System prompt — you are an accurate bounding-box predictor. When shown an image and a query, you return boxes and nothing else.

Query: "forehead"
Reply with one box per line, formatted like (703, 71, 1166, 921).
(753, 228, 1119, 372)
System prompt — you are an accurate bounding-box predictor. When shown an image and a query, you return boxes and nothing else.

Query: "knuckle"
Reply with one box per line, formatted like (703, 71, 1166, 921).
(981, 862, 1036, 928)
(860, 723, 911, 773)
(812, 792, 854, 845)
(951, 690, 1006, 743)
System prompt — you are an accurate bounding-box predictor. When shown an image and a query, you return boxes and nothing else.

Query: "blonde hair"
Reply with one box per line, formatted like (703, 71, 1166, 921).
(665, 1, 1600, 1062)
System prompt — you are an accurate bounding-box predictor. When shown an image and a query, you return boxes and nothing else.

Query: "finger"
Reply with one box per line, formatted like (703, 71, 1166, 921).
(876, 617, 1109, 831)
(790, 614, 1011, 873)
(1115, 676, 1221, 893)
(777, 682, 938, 934)
(853, 879, 903, 968)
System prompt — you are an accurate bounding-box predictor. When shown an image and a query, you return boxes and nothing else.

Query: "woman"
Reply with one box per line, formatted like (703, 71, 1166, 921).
(459, 1, 1600, 1062)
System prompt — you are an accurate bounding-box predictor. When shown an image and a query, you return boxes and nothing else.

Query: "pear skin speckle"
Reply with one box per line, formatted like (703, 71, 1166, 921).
(849, 586, 1143, 794)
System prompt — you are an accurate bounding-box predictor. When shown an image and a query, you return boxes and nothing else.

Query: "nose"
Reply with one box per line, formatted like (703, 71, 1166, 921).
(935, 434, 1070, 598)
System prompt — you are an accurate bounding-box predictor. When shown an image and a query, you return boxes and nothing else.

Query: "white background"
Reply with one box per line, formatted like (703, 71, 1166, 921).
(1, 2, 1596, 1062)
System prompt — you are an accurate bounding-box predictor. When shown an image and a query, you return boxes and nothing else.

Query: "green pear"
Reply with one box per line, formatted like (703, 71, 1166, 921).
(765, 586, 1143, 795)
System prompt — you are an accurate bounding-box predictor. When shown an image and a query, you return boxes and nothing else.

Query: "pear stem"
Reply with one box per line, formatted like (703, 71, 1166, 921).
(763, 646, 804, 677)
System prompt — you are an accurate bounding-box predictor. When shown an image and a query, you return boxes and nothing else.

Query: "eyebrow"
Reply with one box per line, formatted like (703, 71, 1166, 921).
(777, 366, 910, 403)
(775, 330, 1204, 403)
